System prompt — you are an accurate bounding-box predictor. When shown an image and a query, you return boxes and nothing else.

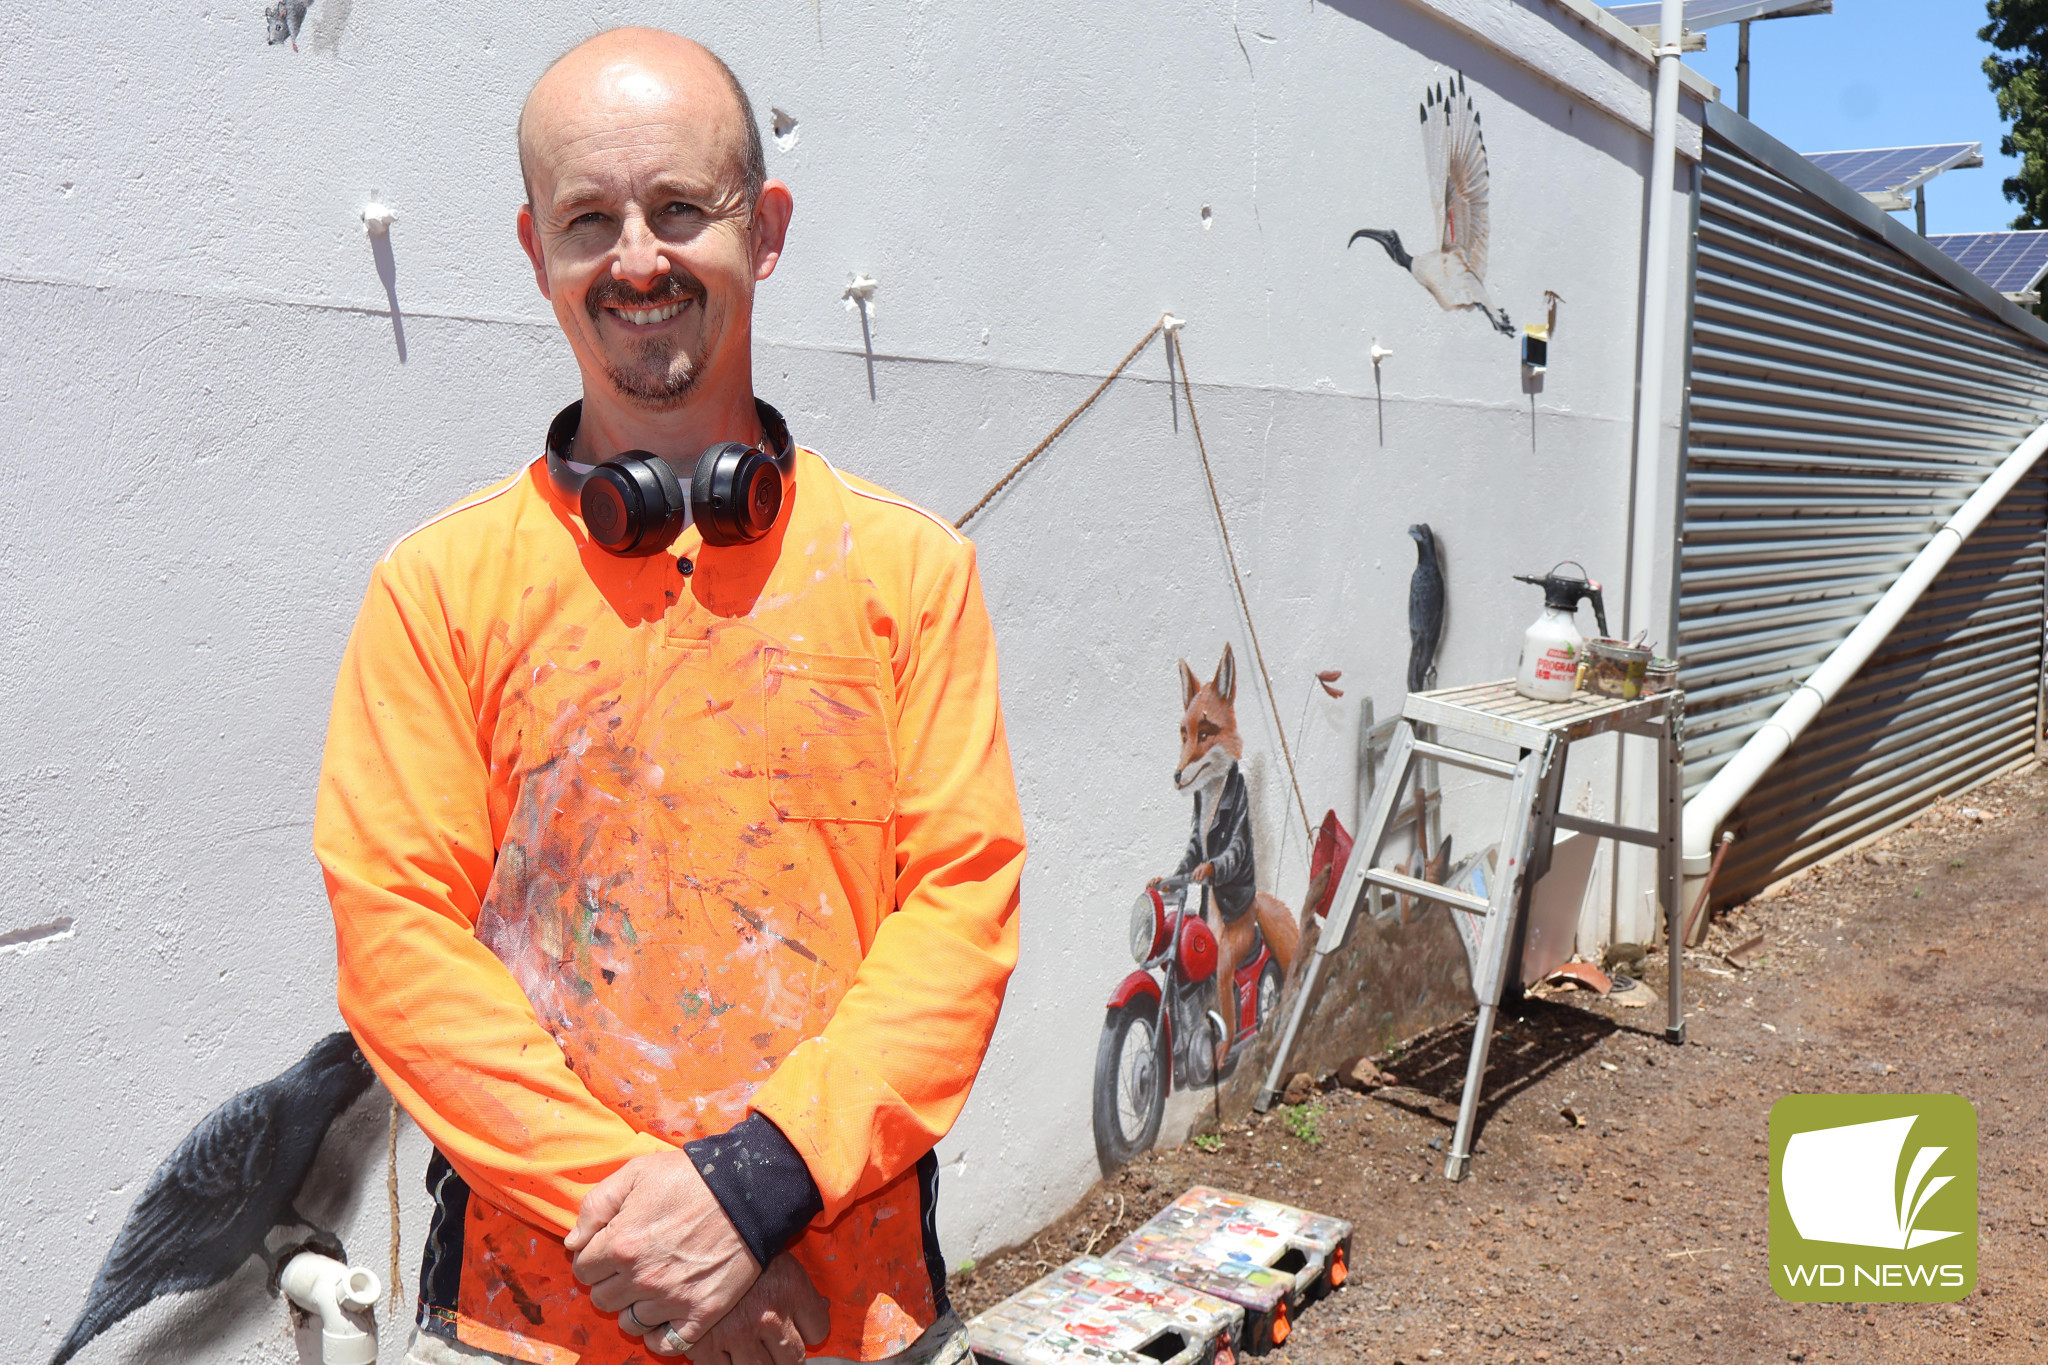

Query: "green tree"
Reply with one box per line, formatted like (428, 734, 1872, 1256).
(1984, 1, 2048, 228)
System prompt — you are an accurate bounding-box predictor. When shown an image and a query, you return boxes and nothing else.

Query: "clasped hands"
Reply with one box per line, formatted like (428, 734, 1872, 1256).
(566, 1151, 828, 1365)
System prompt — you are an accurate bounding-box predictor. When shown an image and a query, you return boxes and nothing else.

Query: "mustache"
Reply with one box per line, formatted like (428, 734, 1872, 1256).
(586, 272, 705, 317)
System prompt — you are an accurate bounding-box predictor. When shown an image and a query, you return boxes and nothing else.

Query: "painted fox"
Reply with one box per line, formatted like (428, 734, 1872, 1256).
(1166, 644, 1303, 1073)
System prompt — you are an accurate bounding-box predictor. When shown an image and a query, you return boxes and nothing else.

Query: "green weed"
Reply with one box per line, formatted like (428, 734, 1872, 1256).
(1282, 1102, 1325, 1145)
(1192, 1133, 1224, 1153)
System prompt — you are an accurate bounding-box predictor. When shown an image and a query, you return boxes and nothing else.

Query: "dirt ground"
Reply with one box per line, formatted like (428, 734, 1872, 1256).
(951, 762, 2048, 1363)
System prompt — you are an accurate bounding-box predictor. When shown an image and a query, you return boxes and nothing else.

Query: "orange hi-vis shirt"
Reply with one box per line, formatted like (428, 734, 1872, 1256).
(316, 419, 1024, 1365)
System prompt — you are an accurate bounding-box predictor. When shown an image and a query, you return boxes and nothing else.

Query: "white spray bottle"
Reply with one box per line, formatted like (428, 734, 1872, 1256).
(1512, 564, 1609, 701)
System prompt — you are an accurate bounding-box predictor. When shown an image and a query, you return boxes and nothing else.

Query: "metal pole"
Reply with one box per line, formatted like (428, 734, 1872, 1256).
(1915, 186, 1927, 237)
(1736, 21, 1750, 118)
(1444, 1004, 1498, 1181)
(1661, 704, 1685, 1045)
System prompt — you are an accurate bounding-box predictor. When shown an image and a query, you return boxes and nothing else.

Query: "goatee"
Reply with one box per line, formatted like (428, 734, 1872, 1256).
(587, 273, 709, 412)
(605, 349, 703, 410)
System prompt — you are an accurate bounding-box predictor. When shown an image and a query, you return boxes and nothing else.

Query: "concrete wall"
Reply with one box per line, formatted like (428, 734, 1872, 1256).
(0, 2, 1698, 1359)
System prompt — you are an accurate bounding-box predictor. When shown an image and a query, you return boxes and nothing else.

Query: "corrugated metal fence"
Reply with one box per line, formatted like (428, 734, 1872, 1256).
(1679, 107, 2048, 905)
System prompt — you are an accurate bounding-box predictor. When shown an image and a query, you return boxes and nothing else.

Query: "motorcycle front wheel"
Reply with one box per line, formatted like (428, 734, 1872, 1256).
(1092, 997, 1167, 1176)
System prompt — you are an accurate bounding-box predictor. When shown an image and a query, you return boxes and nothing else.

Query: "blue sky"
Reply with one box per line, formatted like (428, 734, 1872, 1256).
(1678, 0, 2022, 235)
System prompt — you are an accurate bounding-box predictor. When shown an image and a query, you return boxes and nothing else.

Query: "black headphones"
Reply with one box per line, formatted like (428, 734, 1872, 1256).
(543, 400, 796, 555)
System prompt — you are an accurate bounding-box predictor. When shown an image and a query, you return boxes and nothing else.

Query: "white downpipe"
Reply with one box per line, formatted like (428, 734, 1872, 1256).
(281, 1251, 382, 1365)
(1616, 0, 1685, 942)
(1679, 417, 2048, 895)
(1627, 0, 1684, 636)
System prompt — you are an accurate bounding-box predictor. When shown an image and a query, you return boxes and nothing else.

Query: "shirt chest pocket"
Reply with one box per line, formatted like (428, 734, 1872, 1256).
(764, 650, 895, 823)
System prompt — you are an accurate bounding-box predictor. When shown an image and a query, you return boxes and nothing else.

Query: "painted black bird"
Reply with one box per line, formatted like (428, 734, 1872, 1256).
(51, 1031, 376, 1365)
(1407, 523, 1446, 694)
(1350, 73, 1515, 337)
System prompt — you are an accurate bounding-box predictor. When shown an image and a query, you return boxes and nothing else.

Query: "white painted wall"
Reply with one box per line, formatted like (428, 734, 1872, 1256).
(0, 2, 1699, 1359)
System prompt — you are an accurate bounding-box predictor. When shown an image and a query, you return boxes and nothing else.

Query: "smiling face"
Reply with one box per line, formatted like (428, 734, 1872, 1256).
(516, 32, 788, 419)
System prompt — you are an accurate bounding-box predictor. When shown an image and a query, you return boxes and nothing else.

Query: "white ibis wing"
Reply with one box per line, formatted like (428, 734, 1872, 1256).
(1432, 76, 1493, 284)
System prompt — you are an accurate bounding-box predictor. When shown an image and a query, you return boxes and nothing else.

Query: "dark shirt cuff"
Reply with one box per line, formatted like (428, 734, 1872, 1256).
(683, 1112, 824, 1269)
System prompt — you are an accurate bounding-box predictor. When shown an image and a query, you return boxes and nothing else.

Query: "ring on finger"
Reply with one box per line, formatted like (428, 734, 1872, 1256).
(659, 1324, 692, 1355)
(620, 1303, 651, 1335)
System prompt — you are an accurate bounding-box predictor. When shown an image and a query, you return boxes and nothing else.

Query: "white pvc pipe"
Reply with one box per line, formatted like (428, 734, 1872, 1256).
(282, 1251, 382, 1365)
(1627, 0, 1685, 640)
(1680, 417, 2048, 881)
(1614, 0, 1686, 943)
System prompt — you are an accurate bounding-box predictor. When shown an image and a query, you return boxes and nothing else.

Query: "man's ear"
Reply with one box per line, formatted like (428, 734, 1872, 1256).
(516, 203, 553, 302)
(749, 181, 794, 283)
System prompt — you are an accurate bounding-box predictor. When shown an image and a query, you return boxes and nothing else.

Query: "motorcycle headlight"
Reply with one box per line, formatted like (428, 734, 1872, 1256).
(1129, 888, 1164, 963)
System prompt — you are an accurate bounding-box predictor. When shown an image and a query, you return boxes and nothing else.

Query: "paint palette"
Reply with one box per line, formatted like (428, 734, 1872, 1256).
(1103, 1187, 1353, 1353)
(965, 1255, 1244, 1365)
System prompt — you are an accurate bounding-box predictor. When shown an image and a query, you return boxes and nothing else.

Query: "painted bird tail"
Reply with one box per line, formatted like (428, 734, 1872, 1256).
(50, 1267, 160, 1365)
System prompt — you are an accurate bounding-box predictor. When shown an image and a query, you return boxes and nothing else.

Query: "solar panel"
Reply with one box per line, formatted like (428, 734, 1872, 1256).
(1804, 144, 1983, 198)
(1606, 0, 1831, 30)
(1928, 232, 2048, 299)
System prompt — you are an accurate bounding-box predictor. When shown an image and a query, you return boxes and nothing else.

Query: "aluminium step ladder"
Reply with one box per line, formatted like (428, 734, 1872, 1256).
(1257, 680, 1686, 1180)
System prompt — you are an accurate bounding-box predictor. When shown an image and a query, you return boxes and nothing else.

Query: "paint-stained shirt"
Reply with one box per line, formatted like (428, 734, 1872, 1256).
(315, 436, 1024, 1364)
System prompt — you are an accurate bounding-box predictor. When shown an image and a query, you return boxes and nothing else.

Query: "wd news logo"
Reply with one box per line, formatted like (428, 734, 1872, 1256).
(1769, 1095, 1977, 1303)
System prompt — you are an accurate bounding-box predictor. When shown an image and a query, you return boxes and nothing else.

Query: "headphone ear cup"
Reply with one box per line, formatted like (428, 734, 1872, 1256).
(691, 443, 784, 547)
(744, 453, 784, 530)
(582, 453, 687, 554)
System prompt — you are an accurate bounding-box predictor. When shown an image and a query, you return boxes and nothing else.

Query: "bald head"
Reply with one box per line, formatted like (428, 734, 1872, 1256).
(519, 29, 766, 210)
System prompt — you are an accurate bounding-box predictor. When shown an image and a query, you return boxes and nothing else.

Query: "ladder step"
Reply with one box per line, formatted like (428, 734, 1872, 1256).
(1363, 868, 1491, 917)
(1410, 739, 1521, 779)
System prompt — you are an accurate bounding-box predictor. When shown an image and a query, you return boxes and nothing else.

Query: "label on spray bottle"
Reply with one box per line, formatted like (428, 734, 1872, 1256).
(1534, 642, 1578, 682)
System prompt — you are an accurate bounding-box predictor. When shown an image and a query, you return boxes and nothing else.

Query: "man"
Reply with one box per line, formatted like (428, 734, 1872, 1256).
(316, 28, 1024, 1365)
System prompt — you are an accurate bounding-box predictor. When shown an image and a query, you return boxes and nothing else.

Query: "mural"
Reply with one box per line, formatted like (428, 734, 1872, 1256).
(1091, 646, 1304, 1175)
(50, 1033, 376, 1365)
(1406, 523, 1446, 694)
(1092, 526, 1497, 1174)
(265, 0, 313, 50)
(1350, 73, 1515, 337)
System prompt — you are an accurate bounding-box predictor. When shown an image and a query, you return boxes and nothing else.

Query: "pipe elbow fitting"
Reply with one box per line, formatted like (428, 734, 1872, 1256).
(281, 1251, 382, 1365)
(1681, 806, 1720, 873)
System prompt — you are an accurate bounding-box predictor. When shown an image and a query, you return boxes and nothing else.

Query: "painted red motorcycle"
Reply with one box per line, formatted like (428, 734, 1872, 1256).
(1092, 874, 1283, 1175)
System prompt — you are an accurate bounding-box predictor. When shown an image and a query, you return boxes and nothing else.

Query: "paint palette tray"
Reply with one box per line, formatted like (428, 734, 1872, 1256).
(1103, 1186, 1353, 1353)
(965, 1254, 1244, 1365)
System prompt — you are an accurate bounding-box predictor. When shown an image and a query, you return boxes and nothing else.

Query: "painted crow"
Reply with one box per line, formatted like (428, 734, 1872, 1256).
(50, 1031, 376, 1364)
(1406, 523, 1446, 694)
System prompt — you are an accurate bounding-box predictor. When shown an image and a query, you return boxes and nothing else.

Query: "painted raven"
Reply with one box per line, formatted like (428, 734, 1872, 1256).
(51, 1031, 376, 1364)
(1407, 523, 1446, 695)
